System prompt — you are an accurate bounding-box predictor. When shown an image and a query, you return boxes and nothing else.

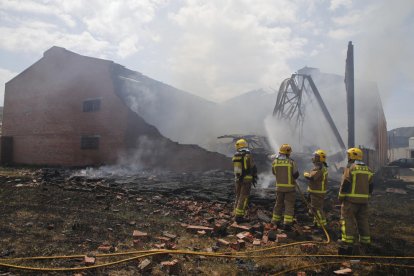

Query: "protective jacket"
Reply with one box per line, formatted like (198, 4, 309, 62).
(306, 162, 328, 195)
(272, 155, 299, 192)
(339, 161, 373, 204)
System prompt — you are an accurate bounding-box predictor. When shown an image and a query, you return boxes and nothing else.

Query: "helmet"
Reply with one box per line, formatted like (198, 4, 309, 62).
(235, 139, 248, 150)
(279, 144, 292, 155)
(347, 147, 363, 161)
(313, 149, 327, 162)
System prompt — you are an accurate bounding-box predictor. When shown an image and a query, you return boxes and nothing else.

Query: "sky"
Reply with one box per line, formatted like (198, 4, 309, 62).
(0, 0, 413, 130)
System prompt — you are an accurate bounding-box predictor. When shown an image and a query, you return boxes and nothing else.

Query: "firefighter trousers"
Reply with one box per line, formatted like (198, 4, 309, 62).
(234, 180, 251, 218)
(310, 194, 327, 227)
(340, 201, 370, 245)
(272, 191, 296, 225)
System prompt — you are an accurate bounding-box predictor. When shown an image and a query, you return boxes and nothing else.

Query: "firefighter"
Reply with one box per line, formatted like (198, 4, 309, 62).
(303, 149, 328, 230)
(232, 139, 257, 223)
(271, 144, 299, 230)
(338, 147, 374, 255)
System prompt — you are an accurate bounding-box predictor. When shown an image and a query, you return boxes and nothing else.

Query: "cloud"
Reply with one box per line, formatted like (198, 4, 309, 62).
(166, 0, 307, 102)
(329, 0, 352, 11)
(0, 67, 17, 106)
(0, 0, 167, 58)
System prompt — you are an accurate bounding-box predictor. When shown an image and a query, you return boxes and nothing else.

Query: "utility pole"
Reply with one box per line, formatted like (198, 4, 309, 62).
(345, 41, 355, 148)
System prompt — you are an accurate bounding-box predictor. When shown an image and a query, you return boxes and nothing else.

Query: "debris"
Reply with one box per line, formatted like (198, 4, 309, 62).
(161, 259, 181, 275)
(84, 256, 96, 266)
(186, 225, 214, 233)
(217, 239, 230, 246)
(133, 230, 149, 239)
(97, 245, 112, 253)
(276, 233, 288, 242)
(253, 239, 261, 246)
(230, 222, 252, 231)
(138, 258, 152, 272)
(163, 231, 177, 240)
(333, 268, 352, 274)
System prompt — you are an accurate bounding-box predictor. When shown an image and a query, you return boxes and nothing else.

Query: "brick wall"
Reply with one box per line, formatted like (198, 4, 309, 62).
(2, 47, 128, 166)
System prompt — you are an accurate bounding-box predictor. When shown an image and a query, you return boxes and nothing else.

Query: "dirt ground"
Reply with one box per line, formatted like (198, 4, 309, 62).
(0, 167, 414, 275)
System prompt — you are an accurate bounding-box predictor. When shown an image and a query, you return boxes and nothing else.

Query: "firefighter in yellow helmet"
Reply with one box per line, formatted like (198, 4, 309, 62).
(232, 138, 257, 223)
(303, 149, 328, 230)
(338, 147, 374, 255)
(271, 144, 299, 230)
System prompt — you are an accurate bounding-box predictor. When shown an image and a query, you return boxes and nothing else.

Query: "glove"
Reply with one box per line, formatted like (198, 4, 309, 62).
(303, 172, 310, 178)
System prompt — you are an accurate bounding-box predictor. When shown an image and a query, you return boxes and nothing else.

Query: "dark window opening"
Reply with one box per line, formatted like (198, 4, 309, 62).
(411, 150, 414, 158)
(81, 136, 100, 150)
(83, 99, 101, 112)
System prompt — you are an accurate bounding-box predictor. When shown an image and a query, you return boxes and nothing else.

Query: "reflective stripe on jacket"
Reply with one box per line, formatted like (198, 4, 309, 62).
(272, 158, 297, 192)
(339, 163, 373, 204)
(308, 166, 328, 194)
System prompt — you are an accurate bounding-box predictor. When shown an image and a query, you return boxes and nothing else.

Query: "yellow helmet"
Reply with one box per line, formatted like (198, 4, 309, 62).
(313, 149, 327, 162)
(347, 147, 363, 161)
(235, 139, 248, 150)
(279, 144, 292, 155)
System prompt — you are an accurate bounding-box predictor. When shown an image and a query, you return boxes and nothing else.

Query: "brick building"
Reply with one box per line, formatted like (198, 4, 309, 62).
(1, 46, 230, 171)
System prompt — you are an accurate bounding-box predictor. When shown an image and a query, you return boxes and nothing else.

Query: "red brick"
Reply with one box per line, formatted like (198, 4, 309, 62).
(230, 222, 252, 231)
(161, 259, 181, 275)
(133, 230, 149, 239)
(84, 256, 96, 266)
(297, 271, 306, 276)
(97, 245, 111, 253)
(253, 239, 261, 246)
(276, 233, 288, 242)
(217, 239, 230, 246)
(186, 225, 214, 233)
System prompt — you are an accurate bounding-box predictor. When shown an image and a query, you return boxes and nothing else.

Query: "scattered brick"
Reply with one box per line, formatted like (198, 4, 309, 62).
(84, 256, 96, 266)
(162, 232, 177, 240)
(262, 234, 269, 244)
(97, 245, 111, 253)
(138, 258, 152, 272)
(186, 225, 214, 233)
(276, 233, 288, 242)
(253, 239, 261, 246)
(217, 239, 230, 246)
(154, 243, 166, 249)
(156, 236, 172, 242)
(297, 271, 306, 276)
(161, 259, 181, 275)
(230, 222, 252, 231)
(333, 268, 352, 274)
(197, 230, 207, 236)
(133, 230, 149, 239)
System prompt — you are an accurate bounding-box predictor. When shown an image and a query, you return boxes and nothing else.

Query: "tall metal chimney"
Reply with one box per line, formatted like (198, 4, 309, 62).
(345, 41, 355, 148)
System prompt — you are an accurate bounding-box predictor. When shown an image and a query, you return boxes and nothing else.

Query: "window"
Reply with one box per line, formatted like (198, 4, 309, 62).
(81, 136, 100, 150)
(83, 99, 101, 112)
